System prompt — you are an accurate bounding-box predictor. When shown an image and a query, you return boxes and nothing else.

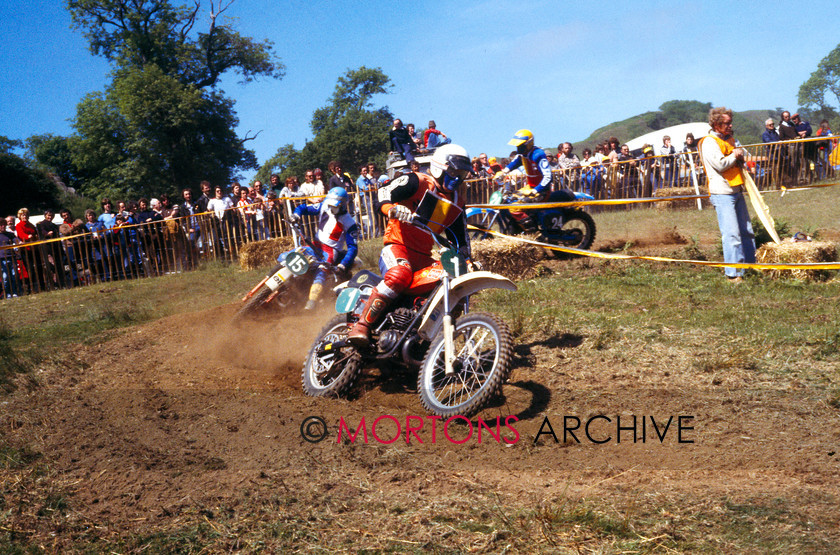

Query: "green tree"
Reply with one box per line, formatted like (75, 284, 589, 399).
(67, 0, 283, 86)
(798, 43, 840, 127)
(258, 66, 393, 182)
(254, 144, 298, 185)
(64, 0, 283, 198)
(799, 43, 840, 112)
(642, 100, 713, 130)
(26, 134, 86, 192)
(1, 136, 23, 155)
(0, 144, 59, 215)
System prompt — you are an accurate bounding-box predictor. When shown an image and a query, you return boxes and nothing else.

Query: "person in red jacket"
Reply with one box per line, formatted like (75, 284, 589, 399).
(347, 144, 473, 347)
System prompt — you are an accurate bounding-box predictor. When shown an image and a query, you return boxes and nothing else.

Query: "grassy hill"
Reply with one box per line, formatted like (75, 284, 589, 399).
(570, 101, 782, 152)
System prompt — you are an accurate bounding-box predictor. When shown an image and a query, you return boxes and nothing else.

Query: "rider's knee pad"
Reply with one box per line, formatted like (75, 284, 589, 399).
(380, 260, 413, 297)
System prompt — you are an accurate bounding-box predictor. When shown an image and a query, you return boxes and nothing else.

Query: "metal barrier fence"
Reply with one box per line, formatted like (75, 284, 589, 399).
(518, 135, 838, 201)
(1, 136, 836, 299)
(0, 197, 388, 298)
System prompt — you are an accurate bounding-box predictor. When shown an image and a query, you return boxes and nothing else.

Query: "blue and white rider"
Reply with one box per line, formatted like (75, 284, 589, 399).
(288, 187, 359, 310)
(500, 129, 553, 229)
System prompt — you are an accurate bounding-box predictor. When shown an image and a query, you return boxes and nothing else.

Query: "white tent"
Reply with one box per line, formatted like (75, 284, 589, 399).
(625, 122, 711, 153)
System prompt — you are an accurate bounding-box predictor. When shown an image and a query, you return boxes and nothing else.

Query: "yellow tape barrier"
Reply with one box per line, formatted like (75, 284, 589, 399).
(3, 182, 837, 252)
(468, 226, 840, 271)
(468, 195, 706, 210)
(467, 180, 840, 211)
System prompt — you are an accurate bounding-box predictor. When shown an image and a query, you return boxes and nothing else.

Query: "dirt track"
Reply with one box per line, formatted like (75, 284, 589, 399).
(4, 292, 840, 550)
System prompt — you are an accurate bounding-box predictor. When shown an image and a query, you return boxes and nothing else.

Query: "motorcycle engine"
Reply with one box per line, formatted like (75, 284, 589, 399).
(377, 308, 415, 353)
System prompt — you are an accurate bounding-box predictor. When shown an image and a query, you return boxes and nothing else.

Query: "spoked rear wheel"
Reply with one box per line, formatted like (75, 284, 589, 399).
(302, 315, 363, 397)
(546, 210, 596, 257)
(417, 312, 513, 417)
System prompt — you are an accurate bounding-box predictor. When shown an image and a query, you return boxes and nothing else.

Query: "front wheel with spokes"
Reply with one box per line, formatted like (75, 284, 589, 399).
(417, 312, 513, 417)
(302, 315, 363, 397)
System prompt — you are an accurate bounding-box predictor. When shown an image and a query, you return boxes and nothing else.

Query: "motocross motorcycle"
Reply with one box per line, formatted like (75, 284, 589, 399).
(301, 219, 517, 417)
(236, 221, 340, 320)
(465, 179, 597, 255)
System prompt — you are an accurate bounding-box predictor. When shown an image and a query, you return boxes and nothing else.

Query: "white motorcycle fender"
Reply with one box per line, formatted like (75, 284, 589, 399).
(417, 271, 517, 341)
(265, 266, 293, 291)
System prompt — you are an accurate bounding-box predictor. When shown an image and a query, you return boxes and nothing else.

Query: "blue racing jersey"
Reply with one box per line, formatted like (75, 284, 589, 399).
(506, 147, 553, 194)
(293, 202, 358, 268)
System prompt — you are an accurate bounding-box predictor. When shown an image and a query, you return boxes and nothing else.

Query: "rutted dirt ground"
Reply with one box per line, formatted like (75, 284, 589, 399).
(3, 233, 840, 551)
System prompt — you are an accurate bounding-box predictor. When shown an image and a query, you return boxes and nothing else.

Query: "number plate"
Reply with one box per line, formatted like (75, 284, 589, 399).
(335, 287, 361, 314)
(285, 251, 310, 276)
(440, 248, 468, 277)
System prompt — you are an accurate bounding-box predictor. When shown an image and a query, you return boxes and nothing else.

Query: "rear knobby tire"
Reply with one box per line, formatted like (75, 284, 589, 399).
(302, 315, 363, 397)
(417, 312, 513, 417)
(547, 210, 596, 257)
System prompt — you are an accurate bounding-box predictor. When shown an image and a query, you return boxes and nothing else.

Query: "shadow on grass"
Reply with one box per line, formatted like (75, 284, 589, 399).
(512, 332, 584, 369)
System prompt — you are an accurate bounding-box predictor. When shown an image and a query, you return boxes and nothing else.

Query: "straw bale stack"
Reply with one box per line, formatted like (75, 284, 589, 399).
(756, 239, 837, 281)
(238, 237, 294, 270)
(471, 236, 548, 280)
(653, 186, 709, 210)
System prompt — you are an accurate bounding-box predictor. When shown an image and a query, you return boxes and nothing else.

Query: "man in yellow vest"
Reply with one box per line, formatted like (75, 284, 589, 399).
(699, 107, 756, 283)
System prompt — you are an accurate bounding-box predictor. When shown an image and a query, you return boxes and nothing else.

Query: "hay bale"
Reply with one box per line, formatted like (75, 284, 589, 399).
(756, 239, 837, 281)
(654, 186, 709, 210)
(471, 236, 548, 280)
(238, 237, 294, 270)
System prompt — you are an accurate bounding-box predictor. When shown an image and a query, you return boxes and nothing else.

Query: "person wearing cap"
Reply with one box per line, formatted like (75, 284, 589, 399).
(423, 120, 451, 150)
(488, 156, 502, 174)
(637, 144, 661, 196)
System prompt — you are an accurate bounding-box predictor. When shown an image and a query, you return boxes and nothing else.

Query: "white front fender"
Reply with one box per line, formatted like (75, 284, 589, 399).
(417, 271, 517, 341)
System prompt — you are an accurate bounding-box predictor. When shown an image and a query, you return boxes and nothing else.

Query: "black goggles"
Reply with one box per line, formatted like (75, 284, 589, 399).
(445, 155, 473, 179)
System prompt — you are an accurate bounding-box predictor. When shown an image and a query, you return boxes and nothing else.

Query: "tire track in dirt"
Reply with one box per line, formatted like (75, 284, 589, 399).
(3, 301, 840, 546)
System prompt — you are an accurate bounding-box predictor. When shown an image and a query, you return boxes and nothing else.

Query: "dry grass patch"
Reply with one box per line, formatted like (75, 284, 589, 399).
(756, 239, 838, 281)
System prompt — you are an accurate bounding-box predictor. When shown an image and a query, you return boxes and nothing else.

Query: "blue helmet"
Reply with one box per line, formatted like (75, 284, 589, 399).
(324, 187, 349, 213)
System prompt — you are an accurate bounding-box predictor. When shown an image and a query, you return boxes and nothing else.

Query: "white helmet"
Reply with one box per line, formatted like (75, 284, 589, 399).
(429, 144, 472, 190)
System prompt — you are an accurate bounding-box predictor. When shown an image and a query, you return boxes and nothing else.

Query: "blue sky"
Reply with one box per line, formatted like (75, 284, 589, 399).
(1, 0, 837, 182)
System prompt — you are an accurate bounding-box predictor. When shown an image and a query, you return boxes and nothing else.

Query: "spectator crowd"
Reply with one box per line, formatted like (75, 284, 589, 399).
(3, 113, 836, 299)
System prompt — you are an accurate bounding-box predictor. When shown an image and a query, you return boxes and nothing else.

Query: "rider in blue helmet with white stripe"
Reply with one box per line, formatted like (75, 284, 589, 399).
(288, 186, 359, 309)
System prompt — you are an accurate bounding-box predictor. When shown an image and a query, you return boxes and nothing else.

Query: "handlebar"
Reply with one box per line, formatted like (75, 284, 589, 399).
(286, 218, 318, 251)
(404, 215, 459, 252)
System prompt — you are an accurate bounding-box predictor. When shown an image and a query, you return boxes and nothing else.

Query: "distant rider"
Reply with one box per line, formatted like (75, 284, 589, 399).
(499, 129, 553, 229)
(347, 144, 473, 347)
(288, 187, 359, 310)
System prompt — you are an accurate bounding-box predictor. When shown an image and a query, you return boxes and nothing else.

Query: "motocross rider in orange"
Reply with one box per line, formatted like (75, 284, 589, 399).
(347, 144, 473, 348)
